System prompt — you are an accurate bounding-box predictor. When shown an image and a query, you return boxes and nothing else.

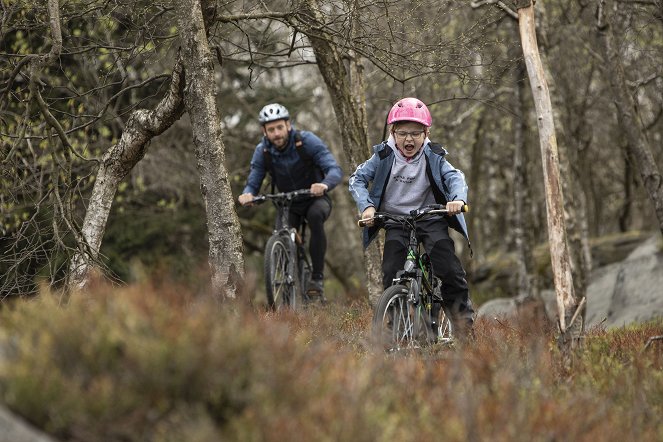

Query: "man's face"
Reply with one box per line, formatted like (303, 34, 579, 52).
(262, 120, 291, 150)
(392, 122, 427, 158)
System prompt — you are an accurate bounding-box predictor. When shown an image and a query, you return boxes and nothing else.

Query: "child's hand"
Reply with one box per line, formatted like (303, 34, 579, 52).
(361, 207, 376, 226)
(446, 201, 464, 215)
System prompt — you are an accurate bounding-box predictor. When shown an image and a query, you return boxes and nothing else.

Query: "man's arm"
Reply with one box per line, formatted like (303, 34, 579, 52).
(239, 145, 267, 205)
(303, 132, 343, 191)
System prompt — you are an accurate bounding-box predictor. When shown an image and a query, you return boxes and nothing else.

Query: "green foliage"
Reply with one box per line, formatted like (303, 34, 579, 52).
(1, 283, 662, 441)
(101, 203, 208, 287)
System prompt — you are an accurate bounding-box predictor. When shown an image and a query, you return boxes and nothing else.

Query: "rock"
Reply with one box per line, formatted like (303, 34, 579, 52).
(477, 234, 663, 330)
(598, 235, 663, 328)
(0, 405, 57, 442)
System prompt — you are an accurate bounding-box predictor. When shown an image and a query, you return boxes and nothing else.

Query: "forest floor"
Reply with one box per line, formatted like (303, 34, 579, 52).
(0, 276, 662, 441)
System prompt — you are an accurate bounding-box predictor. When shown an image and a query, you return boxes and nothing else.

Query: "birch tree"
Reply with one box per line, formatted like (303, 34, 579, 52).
(177, 0, 244, 300)
(471, 0, 582, 343)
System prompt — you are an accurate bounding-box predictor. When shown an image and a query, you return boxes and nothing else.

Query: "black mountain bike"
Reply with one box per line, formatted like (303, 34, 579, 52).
(251, 189, 318, 310)
(358, 204, 468, 352)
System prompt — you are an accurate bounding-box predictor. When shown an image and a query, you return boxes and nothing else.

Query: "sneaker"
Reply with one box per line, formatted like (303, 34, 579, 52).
(445, 298, 475, 344)
(306, 278, 324, 297)
(452, 317, 475, 344)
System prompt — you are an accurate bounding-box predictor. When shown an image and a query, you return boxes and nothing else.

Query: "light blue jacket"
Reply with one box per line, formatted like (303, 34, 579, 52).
(349, 141, 470, 248)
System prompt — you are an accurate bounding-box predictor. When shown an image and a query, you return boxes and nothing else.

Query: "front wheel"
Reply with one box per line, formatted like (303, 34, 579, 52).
(264, 235, 298, 310)
(371, 283, 428, 352)
(431, 302, 454, 345)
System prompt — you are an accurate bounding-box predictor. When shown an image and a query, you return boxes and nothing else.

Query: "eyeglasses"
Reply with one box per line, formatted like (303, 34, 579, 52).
(394, 130, 425, 139)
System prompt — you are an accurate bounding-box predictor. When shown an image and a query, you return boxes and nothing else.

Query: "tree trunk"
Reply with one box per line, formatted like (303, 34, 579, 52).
(177, 0, 245, 301)
(467, 112, 485, 274)
(67, 58, 186, 290)
(513, 59, 538, 300)
(596, 0, 663, 236)
(517, 3, 578, 335)
(297, 0, 383, 303)
(536, 3, 591, 315)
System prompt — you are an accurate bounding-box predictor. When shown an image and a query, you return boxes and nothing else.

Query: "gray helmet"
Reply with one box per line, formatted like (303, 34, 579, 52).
(258, 103, 290, 125)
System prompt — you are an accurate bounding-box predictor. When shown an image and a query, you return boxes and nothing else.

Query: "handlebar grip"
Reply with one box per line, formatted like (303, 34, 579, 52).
(462, 204, 469, 213)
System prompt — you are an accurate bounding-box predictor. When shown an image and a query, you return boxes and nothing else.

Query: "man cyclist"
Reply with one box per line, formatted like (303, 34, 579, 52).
(238, 103, 343, 298)
(349, 97, 475, 340)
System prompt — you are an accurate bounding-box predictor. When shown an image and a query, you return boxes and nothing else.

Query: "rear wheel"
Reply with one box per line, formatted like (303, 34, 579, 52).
(372, 283, 427, 352)
(264, 235, 297, 310)
(297, 249, 312, 303)
(431, 302, 454, 344)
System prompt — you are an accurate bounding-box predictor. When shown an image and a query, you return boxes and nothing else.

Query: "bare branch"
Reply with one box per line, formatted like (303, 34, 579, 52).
(470, 0, 519, 20)
(642, 335, 663, 352)
(32, 75, 70, 149)
(216, 11, 294, 23)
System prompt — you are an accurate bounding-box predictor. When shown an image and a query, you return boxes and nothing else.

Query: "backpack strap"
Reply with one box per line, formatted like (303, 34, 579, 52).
(294, 130, 304, 149)
(294, 130, 324, 180)
(377, 142, 393, 160)
(293, 130, 316, 170)
(428, 142, 447, 156)
(262, 146, 276, 193)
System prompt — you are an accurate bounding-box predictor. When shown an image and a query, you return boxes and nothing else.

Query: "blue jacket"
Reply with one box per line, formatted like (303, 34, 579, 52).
(349, 141, 470, 249)
(242, 129, 343, 195)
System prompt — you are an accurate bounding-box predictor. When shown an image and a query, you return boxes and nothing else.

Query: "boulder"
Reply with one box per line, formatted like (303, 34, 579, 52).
(478, 234, 663, 330)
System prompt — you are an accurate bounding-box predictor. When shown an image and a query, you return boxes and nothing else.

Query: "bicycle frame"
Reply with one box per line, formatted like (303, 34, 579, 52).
(252, 189, 314, 309)
(362, 204, 466, 350)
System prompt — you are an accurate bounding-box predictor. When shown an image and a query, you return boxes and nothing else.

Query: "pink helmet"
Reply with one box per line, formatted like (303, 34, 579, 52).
(387, 97, 432, 127)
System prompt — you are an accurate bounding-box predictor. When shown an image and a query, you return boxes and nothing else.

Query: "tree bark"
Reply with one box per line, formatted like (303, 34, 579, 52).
(596, 0, 663, 236)
(513, 59, 538, 300)
(297, 0, 383, 303)
(517, 3, 578, 333)
(68, 58, 186, 291)
(177, 0, 244, 301)
(536, 3, 591, 314)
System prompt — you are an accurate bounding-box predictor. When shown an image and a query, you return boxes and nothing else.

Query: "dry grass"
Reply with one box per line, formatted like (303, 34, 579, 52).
(0, 280, 662, 441)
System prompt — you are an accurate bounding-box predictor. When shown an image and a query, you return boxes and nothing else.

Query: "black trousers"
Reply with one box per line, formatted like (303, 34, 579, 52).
(289, 195, 332, 278)
(382, 218, 473, 316)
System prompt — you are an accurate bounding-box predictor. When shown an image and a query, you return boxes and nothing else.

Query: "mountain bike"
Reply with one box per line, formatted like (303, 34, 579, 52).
(251, 189, 319, 310)
(358, 204, 468, 352)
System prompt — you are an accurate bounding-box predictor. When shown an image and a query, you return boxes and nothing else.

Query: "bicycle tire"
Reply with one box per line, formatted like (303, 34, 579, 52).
(264, 235, 298, 310)
(371, 283, 428, 352)
(297, 249, 312, 302)
(431, 302, 454, 344)
(429, 278, 454, 344)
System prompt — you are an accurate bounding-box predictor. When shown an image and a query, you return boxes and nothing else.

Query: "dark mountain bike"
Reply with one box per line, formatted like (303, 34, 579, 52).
(358, 204, 469, 352)
(251, 189, 319, 310)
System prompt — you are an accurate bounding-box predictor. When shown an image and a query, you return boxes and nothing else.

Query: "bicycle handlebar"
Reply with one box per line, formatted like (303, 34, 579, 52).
(357, 204, 469, 228)
(250, 189, 313, 205)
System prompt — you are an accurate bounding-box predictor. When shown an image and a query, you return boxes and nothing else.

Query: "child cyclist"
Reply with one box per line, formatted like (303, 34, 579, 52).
(348, 97, 475, 339)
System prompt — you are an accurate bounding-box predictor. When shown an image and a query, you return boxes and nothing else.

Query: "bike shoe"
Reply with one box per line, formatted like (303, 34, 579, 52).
(306, 278, 324, 297)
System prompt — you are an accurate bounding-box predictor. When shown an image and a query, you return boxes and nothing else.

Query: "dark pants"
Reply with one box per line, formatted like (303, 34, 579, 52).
(289, 195, 331, 278)
(382, 218, 474, 321)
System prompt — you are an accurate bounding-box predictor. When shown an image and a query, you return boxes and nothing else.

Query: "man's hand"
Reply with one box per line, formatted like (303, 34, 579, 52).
(361, 206, 376, 226)
(238, 193, 254, 206)
(446, 200, 465, 215)
(310, 183, 328, 197)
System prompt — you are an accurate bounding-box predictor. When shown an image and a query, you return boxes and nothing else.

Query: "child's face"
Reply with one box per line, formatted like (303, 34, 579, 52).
(392, 122, 427, 158)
